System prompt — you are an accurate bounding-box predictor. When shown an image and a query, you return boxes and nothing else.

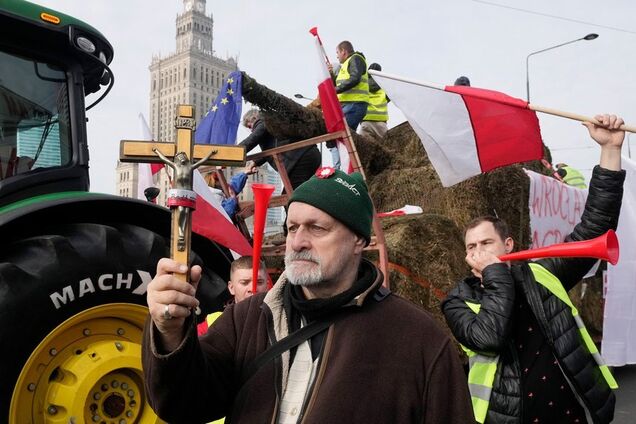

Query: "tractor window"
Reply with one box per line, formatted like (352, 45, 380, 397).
(0, 50, 72, 180)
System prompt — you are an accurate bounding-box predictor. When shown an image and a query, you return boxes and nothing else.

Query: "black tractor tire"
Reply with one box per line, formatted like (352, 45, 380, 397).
(0, 222, 229, 422)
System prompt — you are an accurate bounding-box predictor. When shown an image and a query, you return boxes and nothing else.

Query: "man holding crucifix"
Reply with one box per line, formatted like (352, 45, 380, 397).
(142, 168, 473, 423)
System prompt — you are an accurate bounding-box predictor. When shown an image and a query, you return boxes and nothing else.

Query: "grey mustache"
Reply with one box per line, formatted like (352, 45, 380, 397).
(286, 251, 320, 264)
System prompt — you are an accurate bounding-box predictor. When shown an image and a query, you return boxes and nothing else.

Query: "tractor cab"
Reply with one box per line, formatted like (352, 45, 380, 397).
(0, 0, 113, 207)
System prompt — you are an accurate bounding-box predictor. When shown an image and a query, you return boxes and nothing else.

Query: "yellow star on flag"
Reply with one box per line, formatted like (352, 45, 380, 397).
(227, 77, 234, 84)
(211, 105, 218, 112)
(221, 97, 229, 105)
(227, 88, 234, 95)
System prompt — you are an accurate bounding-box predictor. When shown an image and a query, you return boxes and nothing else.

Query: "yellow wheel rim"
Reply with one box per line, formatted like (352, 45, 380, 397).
(10, 303, 165, 424)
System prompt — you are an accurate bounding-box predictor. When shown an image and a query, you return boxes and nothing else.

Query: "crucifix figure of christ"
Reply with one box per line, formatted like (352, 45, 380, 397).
(153, 149, 211, 252)
(119, 104, 245, 282)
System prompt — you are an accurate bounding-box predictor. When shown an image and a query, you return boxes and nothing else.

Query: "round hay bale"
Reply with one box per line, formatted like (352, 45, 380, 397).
(382, 214, 467, 317)
(353, 132, 392, 175)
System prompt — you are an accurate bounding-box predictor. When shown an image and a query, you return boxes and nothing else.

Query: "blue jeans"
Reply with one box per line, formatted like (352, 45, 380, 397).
(329, 102, 368, 169)
(342, 101, 368, 130)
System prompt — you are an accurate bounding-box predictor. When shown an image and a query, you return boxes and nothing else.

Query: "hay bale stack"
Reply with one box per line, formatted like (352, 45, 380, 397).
(242, 72, 325, 140)
(370, 121, 548, 248)
(382, 214, 467, 331)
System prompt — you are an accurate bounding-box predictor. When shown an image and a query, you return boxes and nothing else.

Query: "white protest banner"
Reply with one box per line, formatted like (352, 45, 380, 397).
(524, 170, 599, 279)
(524, 170, 587, 248)
(602, 156, 636, 366)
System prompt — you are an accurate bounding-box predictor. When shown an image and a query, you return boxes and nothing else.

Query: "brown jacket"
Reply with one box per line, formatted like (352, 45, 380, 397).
(142, 262, 473, 423)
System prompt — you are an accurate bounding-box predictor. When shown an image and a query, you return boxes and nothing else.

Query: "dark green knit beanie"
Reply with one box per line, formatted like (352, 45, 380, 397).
(289, 167, 373, 245)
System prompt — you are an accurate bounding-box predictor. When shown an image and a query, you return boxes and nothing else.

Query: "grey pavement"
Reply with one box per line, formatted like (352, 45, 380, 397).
(613, 365, 636, 423)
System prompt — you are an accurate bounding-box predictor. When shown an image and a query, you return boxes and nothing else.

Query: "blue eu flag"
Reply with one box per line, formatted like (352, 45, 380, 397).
(195, 70, 242, 145)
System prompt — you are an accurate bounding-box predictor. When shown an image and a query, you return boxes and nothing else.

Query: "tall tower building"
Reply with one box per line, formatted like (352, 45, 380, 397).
(116, 0, 237, 203)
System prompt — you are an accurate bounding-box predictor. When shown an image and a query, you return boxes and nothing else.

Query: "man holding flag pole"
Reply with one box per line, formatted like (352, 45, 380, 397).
(309, 27, 365, 175)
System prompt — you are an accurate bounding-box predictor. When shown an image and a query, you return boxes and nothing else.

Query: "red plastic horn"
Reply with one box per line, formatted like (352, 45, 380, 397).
(251, 183, 275, 293)
(499, 230, 619, 265)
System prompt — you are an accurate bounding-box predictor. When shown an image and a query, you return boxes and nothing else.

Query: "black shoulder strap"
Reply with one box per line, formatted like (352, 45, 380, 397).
(230, 317, 336, 420)
(241, 286, 390, 385)
(239, 317, 334, 388)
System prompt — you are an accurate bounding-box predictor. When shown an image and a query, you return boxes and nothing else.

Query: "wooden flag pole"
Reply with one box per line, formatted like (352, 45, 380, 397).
(521, 104, 634, 133)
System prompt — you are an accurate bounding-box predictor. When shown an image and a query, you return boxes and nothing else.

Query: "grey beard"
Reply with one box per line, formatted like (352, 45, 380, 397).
(284, 250, 323, 287)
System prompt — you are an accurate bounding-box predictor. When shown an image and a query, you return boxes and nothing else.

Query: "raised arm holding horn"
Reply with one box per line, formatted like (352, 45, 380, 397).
(442, 114, 626, 424)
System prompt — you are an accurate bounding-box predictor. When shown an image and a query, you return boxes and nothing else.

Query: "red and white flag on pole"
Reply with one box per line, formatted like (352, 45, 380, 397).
(136, 114, 250, 256)
(192, 171, 252, 257)
(370, 71, 544, 186)
(309, 27, 353, 173)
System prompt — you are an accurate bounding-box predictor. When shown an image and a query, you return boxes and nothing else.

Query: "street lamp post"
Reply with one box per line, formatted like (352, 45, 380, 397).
(294, 93, 312, 101)
(525, 33, 598, 102)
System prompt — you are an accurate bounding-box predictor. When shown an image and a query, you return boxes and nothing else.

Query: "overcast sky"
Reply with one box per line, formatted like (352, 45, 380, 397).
(37, 0, 636, 194)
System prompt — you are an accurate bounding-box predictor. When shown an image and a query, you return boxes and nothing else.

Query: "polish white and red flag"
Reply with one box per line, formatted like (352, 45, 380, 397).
(309, 26, 353, 173)
(377, 205, 423, 218)
(192, 171, 252, 257)
(136, 113, 251, 256)
(370, 71, 544, 187)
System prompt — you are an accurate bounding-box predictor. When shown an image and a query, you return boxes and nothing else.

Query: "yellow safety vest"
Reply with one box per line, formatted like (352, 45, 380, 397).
(462, 263, 617, 423)
(335, 53, 369, 103)
(561, 166, 587, 189)
(363, 87, 388, 122)
(461, 301, 499, 424)
(528, 263, 617, 388)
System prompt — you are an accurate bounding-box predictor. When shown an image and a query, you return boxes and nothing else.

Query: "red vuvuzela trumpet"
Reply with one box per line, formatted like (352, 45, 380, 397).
(251, 183, 275, 293)
(499, 230, 619, 265)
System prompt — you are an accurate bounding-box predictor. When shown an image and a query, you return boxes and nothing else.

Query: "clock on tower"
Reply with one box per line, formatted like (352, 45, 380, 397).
(196, 1, 205, 12)
(184, 1, 193, 11)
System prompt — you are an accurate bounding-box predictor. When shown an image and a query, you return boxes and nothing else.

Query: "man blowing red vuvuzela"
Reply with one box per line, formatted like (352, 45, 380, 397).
(443, 114, 626, 424)
(142, 168, 473, 423)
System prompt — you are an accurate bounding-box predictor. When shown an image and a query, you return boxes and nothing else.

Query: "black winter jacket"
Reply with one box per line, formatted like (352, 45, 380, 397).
(443, 165, 625, 424)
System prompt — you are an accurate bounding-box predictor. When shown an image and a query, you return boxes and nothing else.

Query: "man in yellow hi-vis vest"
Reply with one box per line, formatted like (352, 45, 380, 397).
(327, 40, 369, 169)
(359, 62, 389, 140)
(443, 114, 626, 424)
(556, 163, 588, 189)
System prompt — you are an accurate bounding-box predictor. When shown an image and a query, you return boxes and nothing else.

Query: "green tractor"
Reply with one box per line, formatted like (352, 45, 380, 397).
(0, 1, 232, 422)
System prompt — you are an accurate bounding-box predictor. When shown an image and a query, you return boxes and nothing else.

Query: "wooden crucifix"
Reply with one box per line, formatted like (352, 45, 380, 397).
(119, 104, 245, 282)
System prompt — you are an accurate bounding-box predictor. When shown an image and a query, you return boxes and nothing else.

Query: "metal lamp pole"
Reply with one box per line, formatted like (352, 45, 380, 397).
(526, 33, 598, 102)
